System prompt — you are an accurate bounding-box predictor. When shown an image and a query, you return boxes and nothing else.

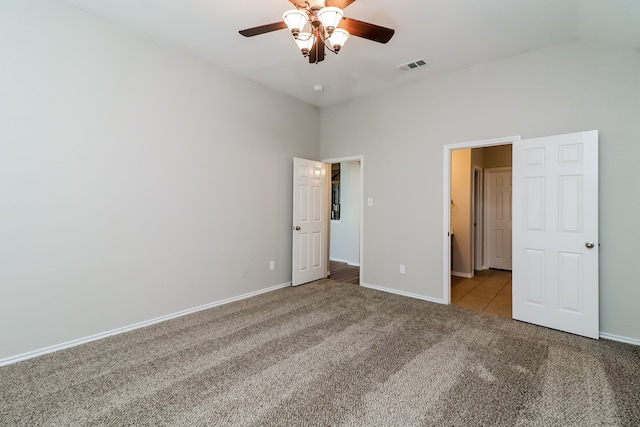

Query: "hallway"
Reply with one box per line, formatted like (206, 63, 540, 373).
(451, 269, 512, 318)
(329, 260, 359, 285)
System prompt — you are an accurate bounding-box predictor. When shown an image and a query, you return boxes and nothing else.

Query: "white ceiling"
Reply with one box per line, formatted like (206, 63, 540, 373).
(63, 0, 640, 108)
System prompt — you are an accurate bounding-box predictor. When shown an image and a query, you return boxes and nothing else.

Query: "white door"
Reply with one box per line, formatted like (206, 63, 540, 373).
(486, 168, 512, 270)
(512, 130, 599, 338)
(292, 158, 327, 286)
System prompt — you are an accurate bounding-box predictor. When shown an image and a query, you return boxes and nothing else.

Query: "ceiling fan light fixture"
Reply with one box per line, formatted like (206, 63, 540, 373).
(295, 32, 315, 57)
(283, 9, 308, 37)
(317, 6, 343, 35)
(240, 2, 395, 65)
(326, 28, 349, 52)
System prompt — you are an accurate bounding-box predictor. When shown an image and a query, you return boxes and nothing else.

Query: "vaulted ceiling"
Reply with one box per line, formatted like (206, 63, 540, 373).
(64, 0, 640, 107)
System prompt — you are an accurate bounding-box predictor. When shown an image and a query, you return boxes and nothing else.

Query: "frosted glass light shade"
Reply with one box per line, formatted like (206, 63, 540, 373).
(295, 32, 315, 55)
(317, 7, 343, 32)
(283, 9, 308, 35)
(327, 28, 349, 51)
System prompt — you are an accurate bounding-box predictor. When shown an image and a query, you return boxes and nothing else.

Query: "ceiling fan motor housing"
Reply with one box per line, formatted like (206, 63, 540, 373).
(310, 11, 322, 29)
(308, 0, 328, 8)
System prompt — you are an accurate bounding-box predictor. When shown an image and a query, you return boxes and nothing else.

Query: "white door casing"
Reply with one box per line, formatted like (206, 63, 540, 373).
(323, 155, 365, 287)
(443, 135, 521, 305)
(473, 167, 484, 270)
(485, 168, 512, 270)
(292, 158, 327, 286)
(512, 130, 599, 339)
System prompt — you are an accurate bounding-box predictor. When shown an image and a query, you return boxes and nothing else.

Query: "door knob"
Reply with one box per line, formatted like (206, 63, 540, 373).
(295, 226, 301, 231)
(585, 241, 595, 249)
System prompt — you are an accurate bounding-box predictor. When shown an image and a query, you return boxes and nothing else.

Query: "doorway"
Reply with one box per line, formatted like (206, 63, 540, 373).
(449, 143, 513, 316)
(443, 135, 519, 305)
(451, 269, 512, 317)
(322, 156, 364, 286)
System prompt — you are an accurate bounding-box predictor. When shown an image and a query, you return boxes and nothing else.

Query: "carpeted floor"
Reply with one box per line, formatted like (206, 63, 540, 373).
(1, 279, 639, 426)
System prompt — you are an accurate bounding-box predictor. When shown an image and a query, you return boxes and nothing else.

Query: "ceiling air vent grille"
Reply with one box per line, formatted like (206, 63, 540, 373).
(397, 58, 427, 71)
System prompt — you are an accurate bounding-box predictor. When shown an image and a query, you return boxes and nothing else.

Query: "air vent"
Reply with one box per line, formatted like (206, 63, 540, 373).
(397, 58, 428, 71)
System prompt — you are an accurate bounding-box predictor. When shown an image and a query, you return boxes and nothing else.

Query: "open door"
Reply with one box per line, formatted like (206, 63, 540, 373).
(513, 130, 599, 338)
(292, 158, 327, 286)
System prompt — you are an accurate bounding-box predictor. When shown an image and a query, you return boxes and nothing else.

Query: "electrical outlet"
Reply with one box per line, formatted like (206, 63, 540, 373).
(242, 267, 247, 277)
(400, 264, 406, 274)
(367, 197, 374, 207)
(269, 261, 275, 271)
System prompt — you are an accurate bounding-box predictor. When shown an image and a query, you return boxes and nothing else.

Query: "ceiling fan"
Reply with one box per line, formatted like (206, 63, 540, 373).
(239, 0, 395, 64)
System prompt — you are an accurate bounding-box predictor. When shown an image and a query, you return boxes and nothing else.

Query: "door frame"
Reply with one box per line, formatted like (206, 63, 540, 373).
(443, 136, 520, 304)
(322, 155, 364, 286)
(472, 165, 483, 271)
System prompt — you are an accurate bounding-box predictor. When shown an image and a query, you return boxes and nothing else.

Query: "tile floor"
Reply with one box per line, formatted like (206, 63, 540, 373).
(451, 269, 512, 318)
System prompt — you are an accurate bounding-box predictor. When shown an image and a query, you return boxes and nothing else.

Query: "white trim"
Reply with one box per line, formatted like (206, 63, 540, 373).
(472, 166, 484, 270)
(322, 155, 363, 164)
(451, 271, 474, 278)
(322, 155, 364, 287)
(599, 332, 640, 346)
(330, 219, 342, 224)
(362, 282, 445, 305)
(445, 136, 520, 150)
(347, 262, 360, 267)
(444, 148, 452, 303)
(443, 136, 520, 306)
(0, 282, 291, 367)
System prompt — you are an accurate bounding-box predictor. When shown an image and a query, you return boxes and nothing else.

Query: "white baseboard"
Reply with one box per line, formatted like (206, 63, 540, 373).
(6, 280, 634, 367)
(361, 282, 445, 305)
(347, 262, 360, 267)
(360, 285, 639, 346)
(0, 281, 291, 368)
(599, 332, 640, 346)
(451, 271, 474, 278)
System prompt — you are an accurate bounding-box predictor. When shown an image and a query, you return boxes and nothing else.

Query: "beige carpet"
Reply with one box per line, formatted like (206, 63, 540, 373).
(1, 279, 639, 426)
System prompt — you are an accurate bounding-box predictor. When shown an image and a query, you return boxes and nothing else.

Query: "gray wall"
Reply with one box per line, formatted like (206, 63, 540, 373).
(320, 40, 640, 341)
(0, 0, 320, 360)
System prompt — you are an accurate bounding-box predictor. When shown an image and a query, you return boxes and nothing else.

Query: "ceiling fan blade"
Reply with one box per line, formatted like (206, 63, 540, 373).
(326, 0, 356, 9)
(239, 21, 287, 37)
(339, 17, 394, 44)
